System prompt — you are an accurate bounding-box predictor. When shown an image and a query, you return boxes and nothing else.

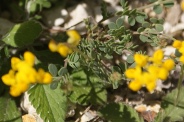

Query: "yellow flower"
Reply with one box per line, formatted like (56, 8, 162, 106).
(49, 40, 58, 52)
(66, 30, 81, 46)
(2, 70, 16, 86)
(158, 68, 168, 80)
(1, 51, 53, 97)
(125, 66, 141, 79)
(146, 82, 156, 93)
(49, 30, 81, 57)
(162, 59, 175, 71)
(134, 54, 148, 67)
(24, 51, 35, 66)
(180, 55, 184, 63)
(128, 80, 142, 91)
(172, 40, 182, 49)
(125, 49, 174, 92)
(11, 57, 21, 71)
(37, 68, 52, 84)
(57, 43, 72, 57)
(150, 49, 163, 64)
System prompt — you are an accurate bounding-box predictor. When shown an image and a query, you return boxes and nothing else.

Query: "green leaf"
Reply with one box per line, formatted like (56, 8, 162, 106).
(155, 24, 163, 32)
(67, 53, 80, 68)
(98, 103, 144, 122)
(28, 84, 67, 122)
(42, 1, 51, 8)
(108, 22, 117, 29)
(155, 87, 184, 122)
(150, 18, 158, 23)
(137, 27, 145, 33)
(58, 67, 68, 76)
(0, 96, 22, 122)
(153, 5, 162, 14)
(50, 81, 59, 90)
(69, 86, 107, 106)
(28, 1, 37, 13)
(48, 64, 58, 77)
(135, 16, 145, 23)
(128, 16, 135, 26)
(2, 20, 42, 47)
(163, 1, 174, 8)
(116, 17, 124, 28)
(139, 35, 148, 42)
(142, 22, 150, 28)
(149, 0, 157, 2)
(127, 54, 134, 63)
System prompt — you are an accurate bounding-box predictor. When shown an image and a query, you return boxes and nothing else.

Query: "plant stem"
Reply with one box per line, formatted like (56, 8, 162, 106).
(175, 65, 184, 106)
(137, 0, 174, 11)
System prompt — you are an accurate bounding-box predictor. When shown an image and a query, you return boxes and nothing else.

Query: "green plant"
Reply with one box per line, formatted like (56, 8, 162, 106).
(2, 0, 184, 122)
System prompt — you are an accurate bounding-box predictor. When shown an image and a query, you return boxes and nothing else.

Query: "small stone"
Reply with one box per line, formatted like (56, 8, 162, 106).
(22, 114, 36, 122)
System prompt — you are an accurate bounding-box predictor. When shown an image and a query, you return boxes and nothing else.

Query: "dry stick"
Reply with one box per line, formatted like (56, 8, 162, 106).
(136, 0, 174, 11)
(75, 105, 92, 122)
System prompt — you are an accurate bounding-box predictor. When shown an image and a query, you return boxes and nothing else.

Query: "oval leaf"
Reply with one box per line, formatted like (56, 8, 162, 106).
(128, 16, 135, 26)
(139, 35, 148, 42)
(153, 5, 162, 14)
(48, 64, 58, 77)
(108, 22, 117, 29)
(2, 20, 42, 47)
(155, 24, 163, 32)
(135, 16, 145, 23)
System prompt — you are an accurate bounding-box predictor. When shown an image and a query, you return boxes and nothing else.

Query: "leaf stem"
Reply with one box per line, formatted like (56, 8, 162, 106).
(175, 65, 184, 106)
(137, 0, 174, 11)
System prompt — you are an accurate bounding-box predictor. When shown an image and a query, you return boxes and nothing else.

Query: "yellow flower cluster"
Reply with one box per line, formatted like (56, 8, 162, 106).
(49, 30, 81, 57)
(1, 51, 52, 97)
(172, 40, 184, 63)
(125, 49, 175, 92)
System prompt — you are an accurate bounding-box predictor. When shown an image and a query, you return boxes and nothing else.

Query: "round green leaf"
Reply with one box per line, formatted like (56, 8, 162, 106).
(153, 5, 162, 14)
(155, 24, 163, 32)
(128, 16, 135, 26)
(135, 16, 145, 23)
(58, 67, 68, 76)
(108, 22, 117, 29)
(150, 18, 158, 23)
(2, 20, 42, 47)
(48, 64, 58, 77)
(127, 54, 134, 64)
(139, 35, 148, 42)
(50, 81, 59, 90)
(137, 27, 145, 33)
(116, 17, 124, 28)
(142, 22, 150, 28)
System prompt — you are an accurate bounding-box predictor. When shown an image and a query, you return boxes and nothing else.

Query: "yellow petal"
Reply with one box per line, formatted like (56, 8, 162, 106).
(43, 72, 52, 84)
(11, 57, 21, 70)
(146, 82, 156, 92)
(152, 49, 163, 64)
(24, 51, 35, 66)
(172, 40, 182, 49)
(49, 40, 58, 52)
(179, 55, 184, 63)
(128, 80, 142, 91)
(158, 68, 168, 80)
(162, 59, 175, 71)
(57, 44, 72, 57)
(134, 54, 148, 67)
(66, 30, 81, 46)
